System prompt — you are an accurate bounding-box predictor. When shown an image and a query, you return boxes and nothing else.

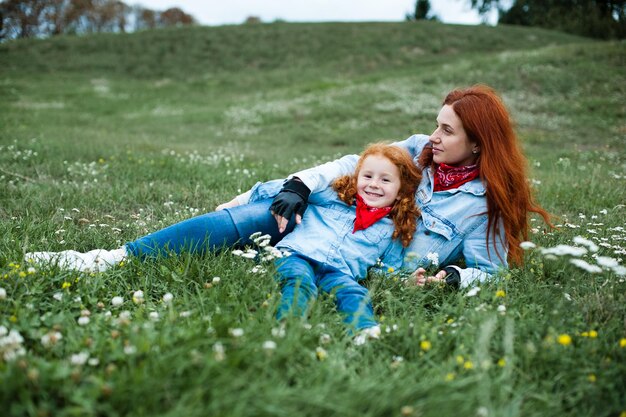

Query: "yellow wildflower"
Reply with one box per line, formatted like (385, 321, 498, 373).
(619, 338, 626, 348)
(589, 330, 598, 338)
(10, 315, 17, 322)
(495, 290, 506, 297)
(557, 334, 572, 346)
(62, 282, 71, 290)
(456, 355, 465, 365)
(18, 271, 27, 278)
(387, 267, 394, 273)
(420, 340, 432, 352)
(315, 346, 327, 361)
(463, 361, 474, 370)
(587, 374, 596, 383)
(445, 372, 455, 381)
(497, 358, 506, 367)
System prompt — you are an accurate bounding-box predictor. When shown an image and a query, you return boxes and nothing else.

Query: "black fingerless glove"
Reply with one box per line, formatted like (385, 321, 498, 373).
(444, 266, 461, 289)
(269, 178, 311, 221)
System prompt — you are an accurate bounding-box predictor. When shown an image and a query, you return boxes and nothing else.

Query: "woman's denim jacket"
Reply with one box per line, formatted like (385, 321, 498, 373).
(289, 134, 508, 287)
(248, 183, 405, 280)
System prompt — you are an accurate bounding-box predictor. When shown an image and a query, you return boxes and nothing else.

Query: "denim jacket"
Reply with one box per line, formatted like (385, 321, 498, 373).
(289, 135, 508, 288)
(248, 180, 405, 280)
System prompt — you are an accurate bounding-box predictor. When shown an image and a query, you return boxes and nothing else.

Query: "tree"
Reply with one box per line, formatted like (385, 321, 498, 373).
(466, 0, 625, 39)
(406, 0, 439, 21)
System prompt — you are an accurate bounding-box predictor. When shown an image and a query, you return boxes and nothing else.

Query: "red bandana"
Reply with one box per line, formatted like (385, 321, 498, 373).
(353, 193, 393, 233)
(433, 163, 479, 191)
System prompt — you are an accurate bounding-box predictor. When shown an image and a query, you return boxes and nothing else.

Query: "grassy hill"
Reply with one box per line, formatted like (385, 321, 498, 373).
(0, 22, 625, 417)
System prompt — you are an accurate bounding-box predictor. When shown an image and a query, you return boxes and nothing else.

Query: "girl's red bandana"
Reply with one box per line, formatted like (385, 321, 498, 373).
(353, 193, 393, 233)
(433, 163, 479, 191)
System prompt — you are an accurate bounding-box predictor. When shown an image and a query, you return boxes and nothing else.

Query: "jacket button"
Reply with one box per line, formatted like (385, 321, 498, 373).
(424, 230, 430, 235)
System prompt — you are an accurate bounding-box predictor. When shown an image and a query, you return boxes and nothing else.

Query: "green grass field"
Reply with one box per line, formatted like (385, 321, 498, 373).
(0, 21, 625, 417)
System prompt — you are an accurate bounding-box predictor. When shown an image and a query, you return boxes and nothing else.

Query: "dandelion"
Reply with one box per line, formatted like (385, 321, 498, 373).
(70, 351, 89, 366)
(570, 259, 602, 273)
(41, 331, 62, 348)
(315, 346, 328, 361)
(557, 334, 572, 346)
(132, 290, 144, 304)
(420, 340, 432, 351)
(387, 267, 395, 273)
(463, 361, 474, 370)
(619, 338, 626, 348)
(495, 290, 506, 297)
(111, 296, 123, 306)
(162, 293, 173, 303)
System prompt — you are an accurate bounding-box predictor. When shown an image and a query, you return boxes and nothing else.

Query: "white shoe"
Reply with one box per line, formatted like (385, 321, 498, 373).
(25, 247, 127, 272)
(353, 325, 381, 346)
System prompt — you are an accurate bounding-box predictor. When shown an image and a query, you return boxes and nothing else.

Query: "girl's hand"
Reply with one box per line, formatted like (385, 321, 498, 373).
(410, 268, 447, 286)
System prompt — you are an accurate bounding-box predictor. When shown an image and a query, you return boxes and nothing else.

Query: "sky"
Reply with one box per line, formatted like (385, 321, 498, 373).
(133, 0, 498, 26)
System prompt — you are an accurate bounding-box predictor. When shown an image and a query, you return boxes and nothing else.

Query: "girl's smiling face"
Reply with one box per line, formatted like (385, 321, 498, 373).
(356, 154, 401, 208)
(429, 104, 480, 166)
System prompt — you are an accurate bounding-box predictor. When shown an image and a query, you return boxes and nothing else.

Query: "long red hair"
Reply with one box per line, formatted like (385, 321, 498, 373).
(418, 85, 551, 265)
(333, 143, 422, 247)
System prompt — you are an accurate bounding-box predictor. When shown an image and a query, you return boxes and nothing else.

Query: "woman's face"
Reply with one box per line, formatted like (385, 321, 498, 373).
(429, 104, 479, 166)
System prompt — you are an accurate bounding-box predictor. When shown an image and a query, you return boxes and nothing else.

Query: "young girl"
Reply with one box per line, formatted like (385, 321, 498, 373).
(243, 143, 421, 339)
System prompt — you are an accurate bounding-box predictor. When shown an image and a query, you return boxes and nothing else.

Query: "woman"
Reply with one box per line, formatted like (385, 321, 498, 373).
(26, 85, 551, 287)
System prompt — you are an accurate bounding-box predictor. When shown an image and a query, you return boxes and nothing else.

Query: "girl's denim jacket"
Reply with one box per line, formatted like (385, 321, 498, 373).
(289, 134, 508, 287)
(248, 183, 405, 280)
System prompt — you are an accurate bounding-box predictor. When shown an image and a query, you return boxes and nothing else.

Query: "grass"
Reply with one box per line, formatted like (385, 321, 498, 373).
(0, 21, 625, 417)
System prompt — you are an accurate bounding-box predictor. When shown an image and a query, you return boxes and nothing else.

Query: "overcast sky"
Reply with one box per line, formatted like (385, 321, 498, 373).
(133, 0, 497, 26)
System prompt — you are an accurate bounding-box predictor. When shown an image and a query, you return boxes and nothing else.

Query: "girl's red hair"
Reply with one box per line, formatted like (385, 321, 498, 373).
(333, 143, 422, 247)
(419, 85, 551, 265)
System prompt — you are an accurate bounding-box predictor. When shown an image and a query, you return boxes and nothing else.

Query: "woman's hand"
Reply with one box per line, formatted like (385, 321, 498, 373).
(215, 198, 240, 211)
(409, 268, 447, 286)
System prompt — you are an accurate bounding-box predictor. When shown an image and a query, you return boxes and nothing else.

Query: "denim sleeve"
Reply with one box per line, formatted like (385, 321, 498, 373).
(290, 154, 359, 193)
(450, 217, 508, 288)
(390, 134, 431, 159)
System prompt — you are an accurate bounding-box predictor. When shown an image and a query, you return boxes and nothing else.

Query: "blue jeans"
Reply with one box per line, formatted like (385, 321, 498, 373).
(126, 199, 295, 257)
(274, 254, 377, 332)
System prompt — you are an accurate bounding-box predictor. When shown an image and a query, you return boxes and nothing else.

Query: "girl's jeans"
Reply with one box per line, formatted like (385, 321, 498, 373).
(274, 254, 377, 332)
(126, 199, 294, 257)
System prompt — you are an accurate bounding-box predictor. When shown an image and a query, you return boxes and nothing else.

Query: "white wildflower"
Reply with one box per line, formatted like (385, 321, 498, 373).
(229, 328, 244, 337)
(70, 351, 89, 366)
(124, 345, 137, 355)
(573, 236, 599, 252)
(540, 245, 587, 257)
(77, 316, 90, 326)
(213, 342, 226, 361)
(594, 256, 619, 268)
(212, 276, 221, 284)
(570, 259, 602, 273)
(88, 358, 100, 366)
(426, 252, 439, 267)
(162, 293, 174, 303)
(497, 305, 507, 315)
(111, 296, 124, 307)
(262, 340, 277, 351)
(53, 292, 63, 301)
(149, 311, 160, 321)
(520, 241, 537, 250)
(465, 287, 481, 297)
(0, 288, 6, 300)
(231, 249, 244, 256)
(132, 290, 144, 304)
(179, 311, 191, 318)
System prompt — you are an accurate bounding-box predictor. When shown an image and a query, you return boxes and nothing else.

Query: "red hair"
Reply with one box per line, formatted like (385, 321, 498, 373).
(419, 85, 552, 265)
(333, 143, 422, 247)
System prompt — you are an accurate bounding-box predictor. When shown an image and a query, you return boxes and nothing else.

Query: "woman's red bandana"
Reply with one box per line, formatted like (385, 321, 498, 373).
(433, 163, 479, 191)
(353, 193, 393, 233)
